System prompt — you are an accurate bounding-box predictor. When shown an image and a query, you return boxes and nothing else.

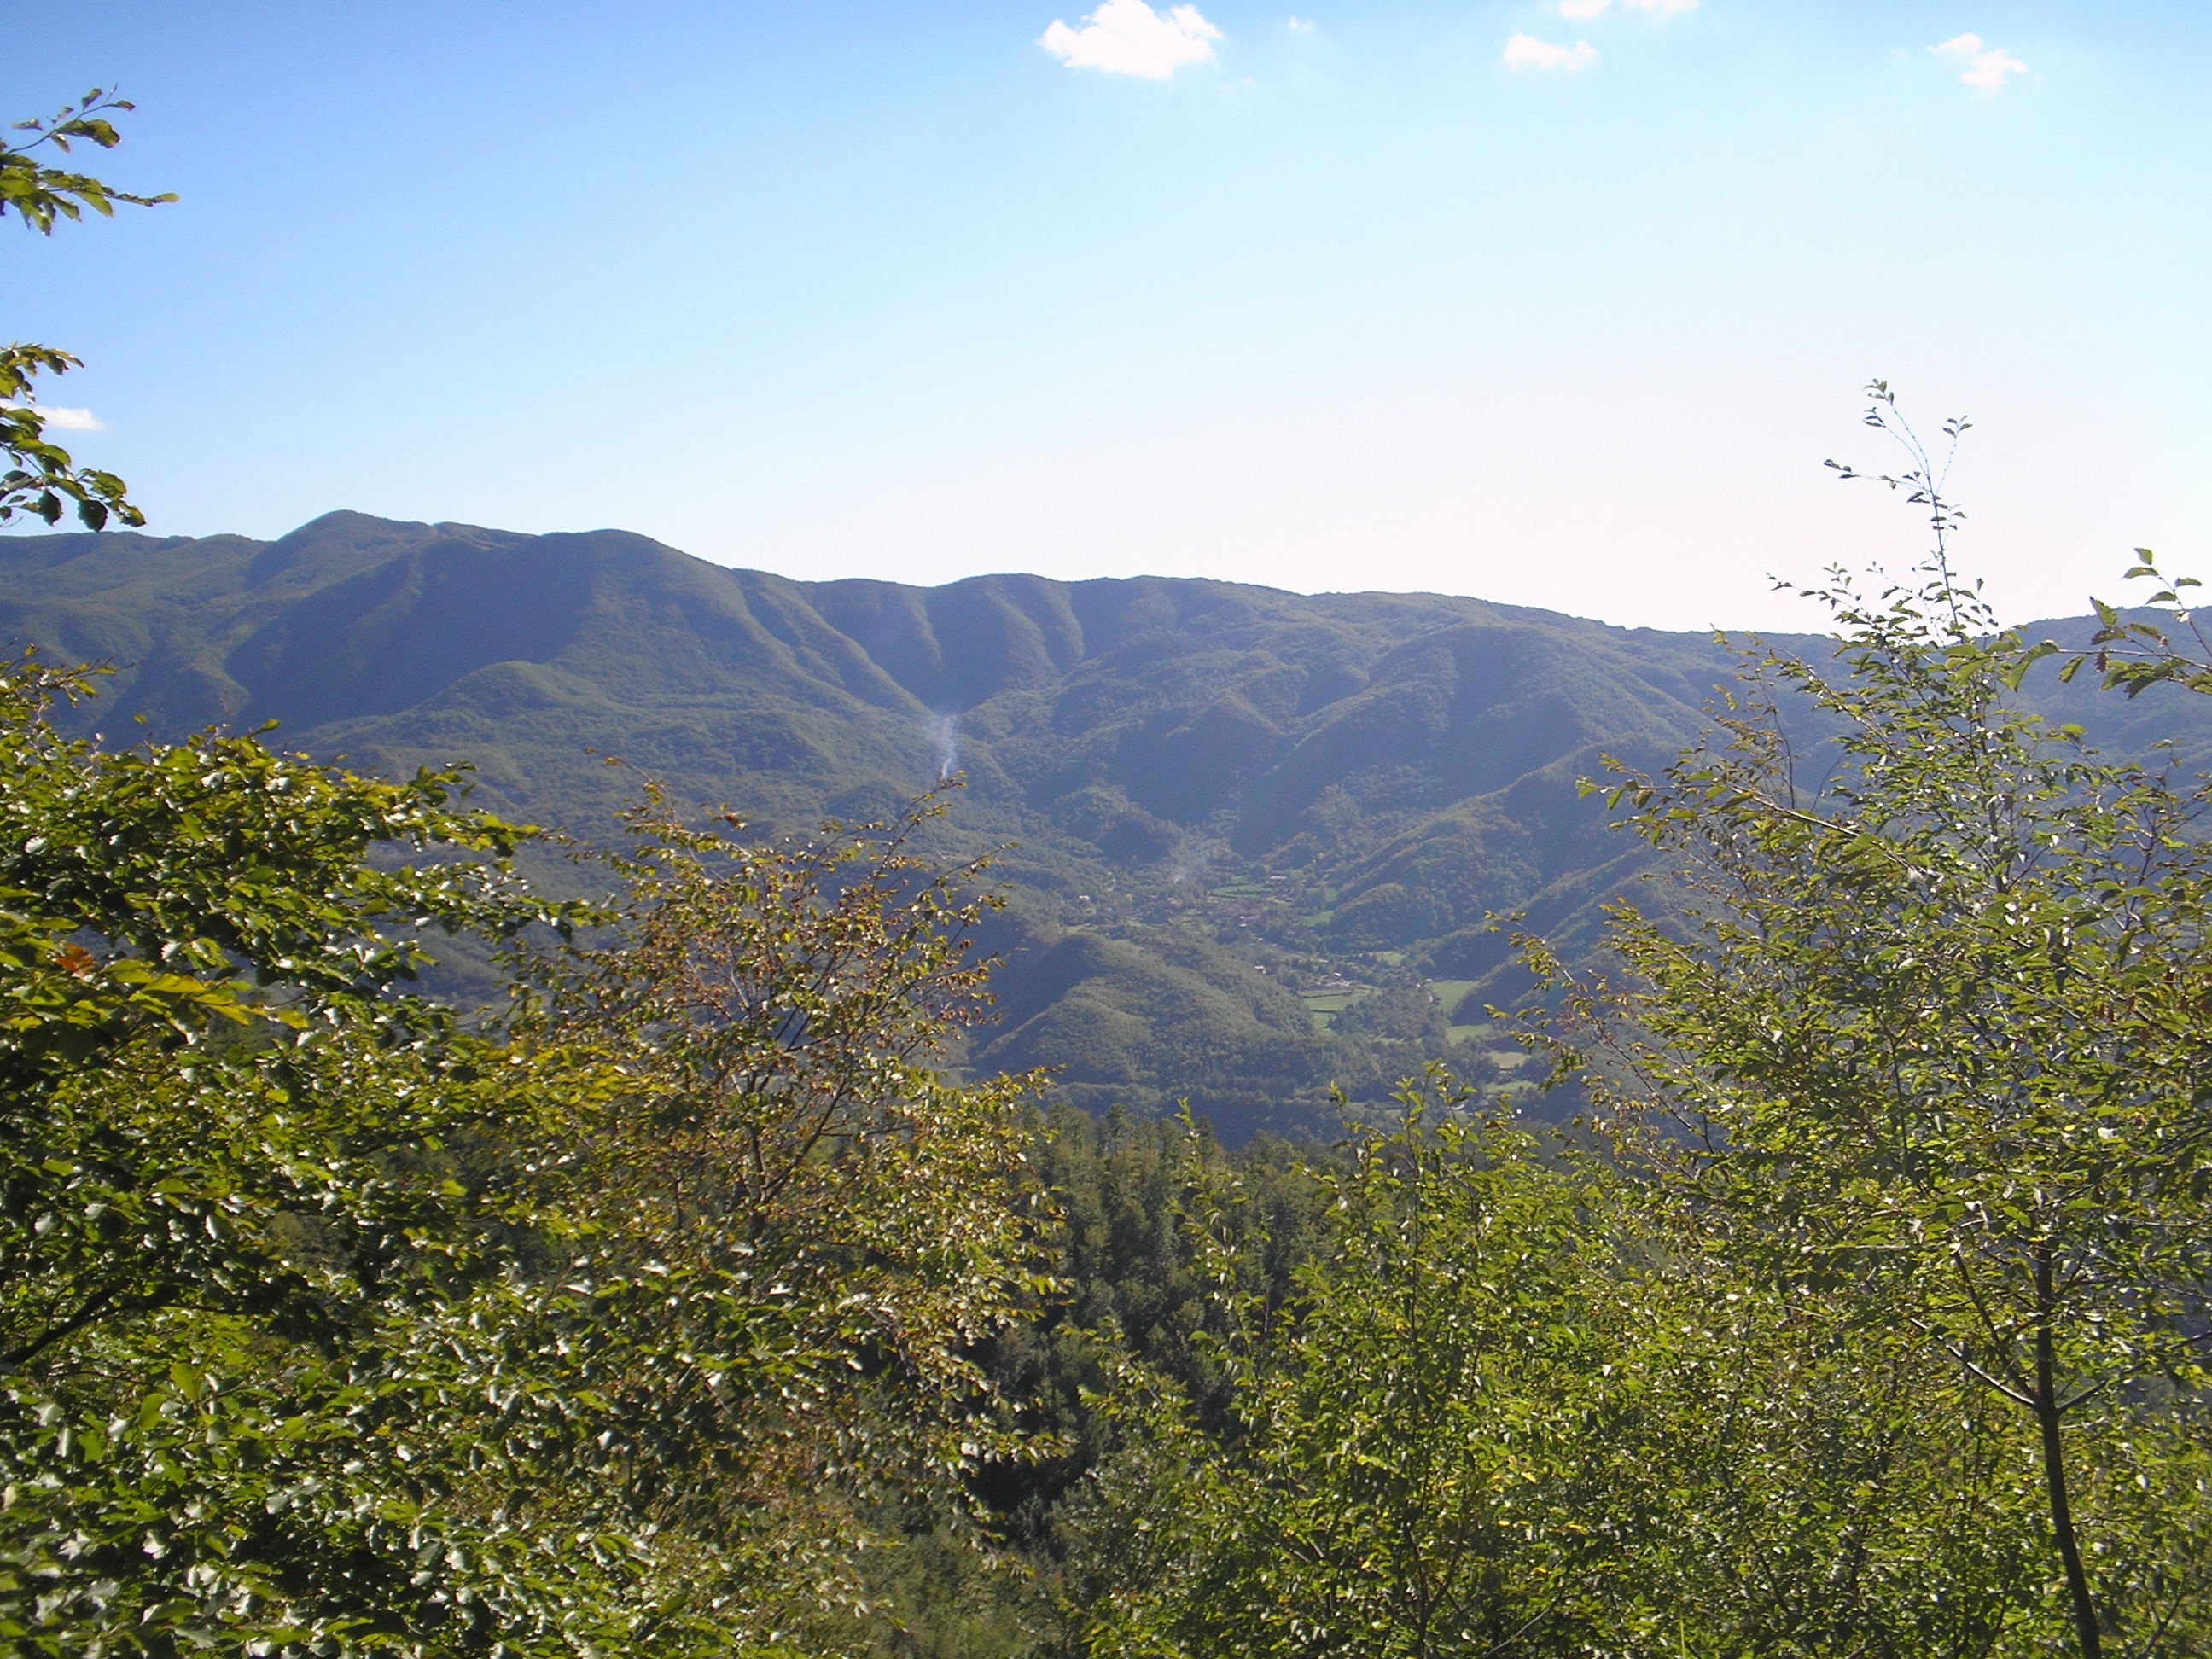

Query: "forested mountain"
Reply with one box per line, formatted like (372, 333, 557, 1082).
(5, 510, 2200, 1138)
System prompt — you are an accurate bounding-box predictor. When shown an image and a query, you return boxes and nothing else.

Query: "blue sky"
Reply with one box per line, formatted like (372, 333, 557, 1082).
(11, 2, 2209, 630)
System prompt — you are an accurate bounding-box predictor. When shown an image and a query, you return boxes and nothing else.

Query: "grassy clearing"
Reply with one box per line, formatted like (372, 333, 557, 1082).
(1427, 980, 1477, 1021)
(1304, 987, 1358, 1033)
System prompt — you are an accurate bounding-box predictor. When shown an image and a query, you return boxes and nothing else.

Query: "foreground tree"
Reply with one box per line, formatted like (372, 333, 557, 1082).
(513, 788, 1061, 1613)
(0, 655, 624, 1652)
(1062, 1071, 2075, 1658)
(1540, 390, 2212, 1656)
(0, 654, 1057, 1654)
(1060, 1074, 1641, 1658)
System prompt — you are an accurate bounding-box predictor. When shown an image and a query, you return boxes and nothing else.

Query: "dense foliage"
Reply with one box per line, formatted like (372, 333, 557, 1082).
(0, 657, 1062, 1656)
(1551, 566, 2212, 1651)
(1523, 398, 2212, 1655)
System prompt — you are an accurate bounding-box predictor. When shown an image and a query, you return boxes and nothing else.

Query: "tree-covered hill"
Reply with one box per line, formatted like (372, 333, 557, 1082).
(6, 509, 2201, 1138)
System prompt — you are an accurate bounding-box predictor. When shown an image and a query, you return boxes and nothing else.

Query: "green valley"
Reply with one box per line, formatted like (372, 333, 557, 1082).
(5, 509, 2202, 1140)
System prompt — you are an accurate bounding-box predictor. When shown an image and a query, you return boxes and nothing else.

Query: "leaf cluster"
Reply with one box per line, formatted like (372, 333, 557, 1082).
(3, 91, 170, 531)
(1, 90, 175, 235)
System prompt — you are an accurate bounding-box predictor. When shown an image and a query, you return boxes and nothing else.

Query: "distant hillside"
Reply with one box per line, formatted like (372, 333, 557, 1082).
(4, 512, 2201, 1139)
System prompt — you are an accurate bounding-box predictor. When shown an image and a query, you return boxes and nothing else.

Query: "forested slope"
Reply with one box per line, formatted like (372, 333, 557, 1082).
(5, 510, 2199, 1137)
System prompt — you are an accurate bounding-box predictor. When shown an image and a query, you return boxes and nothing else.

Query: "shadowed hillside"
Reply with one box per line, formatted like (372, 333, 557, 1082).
(5, 511, 2201, 1139)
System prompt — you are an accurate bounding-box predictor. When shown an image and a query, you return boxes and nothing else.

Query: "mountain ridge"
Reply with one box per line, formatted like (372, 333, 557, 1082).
(5, 510, 2198, 1139)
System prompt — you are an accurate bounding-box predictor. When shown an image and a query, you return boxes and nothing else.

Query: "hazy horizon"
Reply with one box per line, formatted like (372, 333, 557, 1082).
(14, 2, 2209, 633)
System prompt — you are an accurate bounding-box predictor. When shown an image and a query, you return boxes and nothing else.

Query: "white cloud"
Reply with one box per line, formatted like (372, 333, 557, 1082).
(1288, 15, 1313, 32)
(1960, 47, 2026, 90)
(8, 404, 104, 432)
(1927, 32, 2024, 90)
(1041, 0, 1222, 78)
(1557, 0, 1697, 16)
(1505, 33, 1597, 70)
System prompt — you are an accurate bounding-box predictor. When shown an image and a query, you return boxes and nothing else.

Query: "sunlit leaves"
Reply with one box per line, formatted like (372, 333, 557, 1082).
(523, 785, 1060, 1499)
(0, 90, 174, 234)
(1540, 526, 2212, 1652)
(0, 661, 1060, 1653)
(2, 93, 169, 531)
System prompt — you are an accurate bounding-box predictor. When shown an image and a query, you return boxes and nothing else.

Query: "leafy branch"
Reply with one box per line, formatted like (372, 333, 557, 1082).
(1, 344, 142, 529)
(1825, 377, 1975, 626)
(2008, 548, 2212, 699)
(2, 90, 172, 530)
(1, 89, 176, 233)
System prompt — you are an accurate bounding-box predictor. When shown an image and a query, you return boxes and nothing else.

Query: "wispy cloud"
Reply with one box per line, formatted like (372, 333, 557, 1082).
(1930, 32, 2026, 90)
(1505, 33, 1597, 70)
(1288, 15, 1314, 32)
(8, 404, 104, 432)
(1960, 48, 2027, 90)
(1041, 0, 1222, 78)
(1557, 0, 1697, 17)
